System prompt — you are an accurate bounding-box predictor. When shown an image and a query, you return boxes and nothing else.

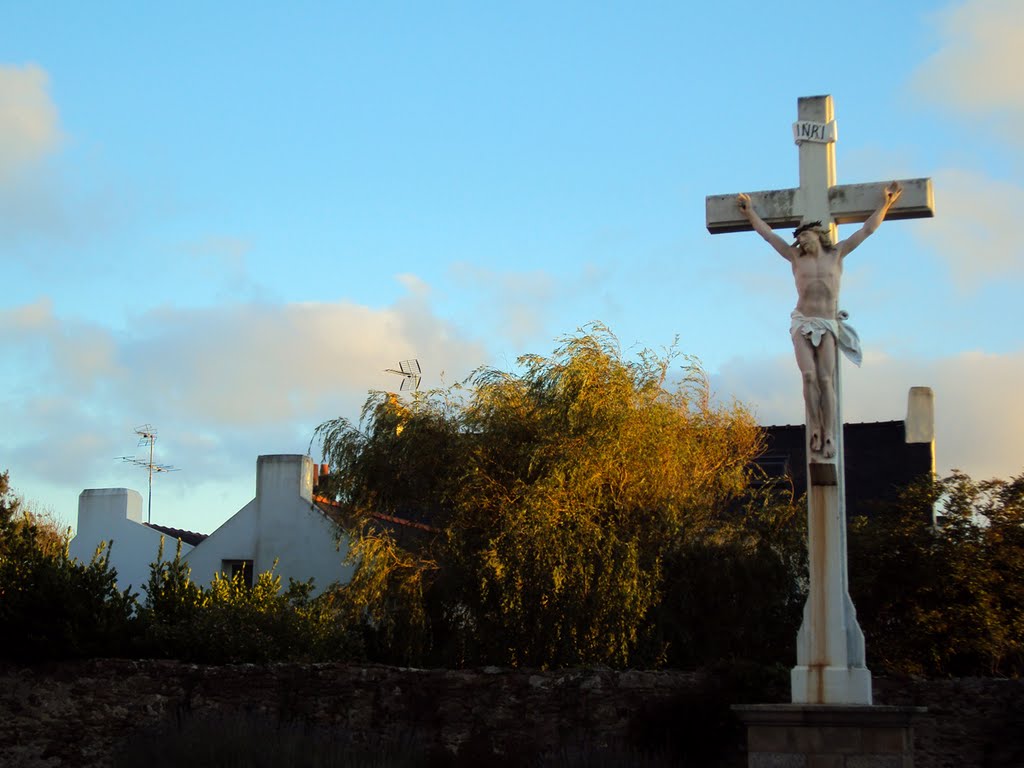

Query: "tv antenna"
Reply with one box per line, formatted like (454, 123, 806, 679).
(385, 359, 422, 391)
(117, 424, 179, 523)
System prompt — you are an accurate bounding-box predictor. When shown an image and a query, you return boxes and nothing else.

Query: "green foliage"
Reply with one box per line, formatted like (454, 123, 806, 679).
(316, 325, 799, 669)
(850, 471, 1024, 677)
(330, 522, 436, 665)
(136, 538, 208, 657)
(0, 470, 136, 661)
(136, 543, 361, 664)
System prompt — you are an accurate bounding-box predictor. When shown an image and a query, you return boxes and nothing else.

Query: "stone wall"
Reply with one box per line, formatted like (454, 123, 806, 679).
(875, 677, 1024, 768)
(1, 661, 1021, 767)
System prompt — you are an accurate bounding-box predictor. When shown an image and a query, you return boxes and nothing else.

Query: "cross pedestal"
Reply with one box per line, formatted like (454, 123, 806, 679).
(705, 95, 934, 706)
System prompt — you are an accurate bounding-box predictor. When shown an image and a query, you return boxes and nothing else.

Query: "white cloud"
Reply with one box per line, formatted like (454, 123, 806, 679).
(0, 280, 488, 492)
(0, 62, 127, 250)
(910, 0, 1024, 142)
(449, 262, 559, 347)
(0, 63, 63, 181)
(0, 64, 67, 242)
(889, 3, 1024, 291)
(0, 298, 122, 395)
(713, 348, 1024, 482)
(447, 262, 619, 351)
(0, 62, 103, 247)
(395, 272, 431, 297)
(910, 167, 1024, 288)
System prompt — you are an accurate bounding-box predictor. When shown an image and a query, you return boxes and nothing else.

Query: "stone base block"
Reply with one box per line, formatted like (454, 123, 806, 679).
(791, 665, 872, 705)
(733, 704, 925, 768)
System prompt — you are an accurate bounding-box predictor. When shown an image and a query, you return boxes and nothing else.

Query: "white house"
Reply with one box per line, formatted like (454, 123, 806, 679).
(69, 454, 354, 599)
(184, 454, 353, 591)
(68, 487, 196, 595)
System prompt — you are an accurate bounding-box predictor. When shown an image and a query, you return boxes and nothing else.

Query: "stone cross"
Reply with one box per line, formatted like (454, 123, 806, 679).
(706, 97, 934, 242)
(704, 95, 934, 705)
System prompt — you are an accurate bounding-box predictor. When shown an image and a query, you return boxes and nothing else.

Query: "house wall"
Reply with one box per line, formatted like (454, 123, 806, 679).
(183, 498, 258, 586)
(183, 455, 352, 594)
(68, 488, 194, 596)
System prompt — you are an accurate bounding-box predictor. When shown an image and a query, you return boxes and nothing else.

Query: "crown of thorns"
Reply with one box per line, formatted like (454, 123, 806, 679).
(793, 221, 823, 238)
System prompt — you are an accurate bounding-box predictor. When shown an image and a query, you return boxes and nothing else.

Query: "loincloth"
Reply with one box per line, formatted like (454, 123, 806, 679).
(790, 310, 862, 367)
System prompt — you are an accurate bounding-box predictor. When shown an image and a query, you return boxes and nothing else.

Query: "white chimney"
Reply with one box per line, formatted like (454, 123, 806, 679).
(255, 455, 315, 505)
(78, 488, 144, 525)
(905, 386, 934, 444)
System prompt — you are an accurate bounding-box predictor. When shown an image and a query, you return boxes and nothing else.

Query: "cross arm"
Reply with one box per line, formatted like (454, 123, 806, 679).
(705, 178, 934, 234)
(705, 188, 800, 235)
(828, 178, 934, 225)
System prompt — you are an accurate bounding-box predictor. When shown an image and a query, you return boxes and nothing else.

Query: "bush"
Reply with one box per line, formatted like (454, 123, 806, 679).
(0, 470, 136, 661)
(136, 541, 362, 664)
(850, 471, 1024, 676)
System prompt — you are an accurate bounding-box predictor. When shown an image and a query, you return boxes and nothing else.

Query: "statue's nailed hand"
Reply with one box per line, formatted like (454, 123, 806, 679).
(884, 181, 903, 205)
(737, 193, 753, 216)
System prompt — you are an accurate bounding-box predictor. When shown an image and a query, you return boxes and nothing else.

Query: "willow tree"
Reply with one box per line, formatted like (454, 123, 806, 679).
(315, 324, 773, 668)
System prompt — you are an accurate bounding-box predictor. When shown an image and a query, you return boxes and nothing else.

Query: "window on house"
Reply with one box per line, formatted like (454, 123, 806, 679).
(751, 454, 791, 487)
(222, 559, 254, 588)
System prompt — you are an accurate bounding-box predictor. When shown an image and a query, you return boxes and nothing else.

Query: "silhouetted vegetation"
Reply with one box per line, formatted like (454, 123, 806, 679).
(2, 327, 1022, 680)
(0, 469, 136, 661)
(850, 470, 1024, 677)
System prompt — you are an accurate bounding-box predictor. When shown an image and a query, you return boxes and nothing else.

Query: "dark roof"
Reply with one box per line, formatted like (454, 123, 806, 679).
(757, 420, 933, 518)
(144, 523, 208, 547)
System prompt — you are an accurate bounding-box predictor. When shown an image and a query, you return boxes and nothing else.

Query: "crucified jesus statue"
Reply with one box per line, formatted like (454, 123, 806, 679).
(737, 181, 902, 458)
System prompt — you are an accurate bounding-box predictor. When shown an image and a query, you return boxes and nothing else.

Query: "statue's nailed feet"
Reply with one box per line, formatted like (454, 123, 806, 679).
(822, 434, 836, 459)
(809, 430, 822, 454)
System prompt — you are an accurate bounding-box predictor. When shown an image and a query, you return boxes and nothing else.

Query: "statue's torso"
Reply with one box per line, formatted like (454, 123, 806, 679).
(792, 248, 841, 319)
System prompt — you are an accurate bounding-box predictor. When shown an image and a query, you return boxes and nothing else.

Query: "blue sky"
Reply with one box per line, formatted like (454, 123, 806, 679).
(2, 0, 1022, 535)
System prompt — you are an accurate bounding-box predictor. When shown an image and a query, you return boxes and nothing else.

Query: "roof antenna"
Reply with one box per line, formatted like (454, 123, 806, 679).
(117, 424, 180, 523)
(385, 359, 422, 391)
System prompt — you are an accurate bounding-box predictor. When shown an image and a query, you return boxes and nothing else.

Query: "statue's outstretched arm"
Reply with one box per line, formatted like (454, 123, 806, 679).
(737, 194, 794, 261)
(840, 182, 903, 257)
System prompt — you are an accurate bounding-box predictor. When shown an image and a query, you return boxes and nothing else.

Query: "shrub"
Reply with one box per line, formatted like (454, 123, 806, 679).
(0, 470, 137, 661)
(136, 542, 362, 664)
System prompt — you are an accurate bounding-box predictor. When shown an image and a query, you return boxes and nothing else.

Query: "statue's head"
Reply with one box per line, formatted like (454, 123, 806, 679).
(793, 221, 832, 250)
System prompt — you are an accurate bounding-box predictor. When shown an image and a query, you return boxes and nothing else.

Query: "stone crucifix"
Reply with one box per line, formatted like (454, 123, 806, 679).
(705, 95, 934, 705)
